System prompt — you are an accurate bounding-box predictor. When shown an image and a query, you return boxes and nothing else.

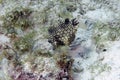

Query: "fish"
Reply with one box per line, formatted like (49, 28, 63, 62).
(48, 18, 79, 49)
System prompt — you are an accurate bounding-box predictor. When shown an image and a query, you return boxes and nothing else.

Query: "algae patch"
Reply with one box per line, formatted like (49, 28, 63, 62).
(2, 7, 33, 33)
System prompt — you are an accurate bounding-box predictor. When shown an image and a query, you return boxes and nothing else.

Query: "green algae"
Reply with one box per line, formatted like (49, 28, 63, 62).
(33, 50, 52, 57)
(2, 7, 33, 32)
(89, 61, 111, 75)
(93, 21, 120, 51)
(0, 0, 2, 3)
(14, 31, 35, 53)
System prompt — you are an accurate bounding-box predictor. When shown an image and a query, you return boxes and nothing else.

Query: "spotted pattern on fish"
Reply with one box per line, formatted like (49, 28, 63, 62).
(48, 18, 79, 49)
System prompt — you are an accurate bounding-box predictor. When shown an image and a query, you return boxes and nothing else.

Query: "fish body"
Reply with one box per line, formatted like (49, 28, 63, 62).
(48, 18, 79, 49)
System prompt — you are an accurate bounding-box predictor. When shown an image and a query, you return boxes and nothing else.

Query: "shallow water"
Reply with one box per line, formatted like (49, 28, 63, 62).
(0, 0, 120, 80)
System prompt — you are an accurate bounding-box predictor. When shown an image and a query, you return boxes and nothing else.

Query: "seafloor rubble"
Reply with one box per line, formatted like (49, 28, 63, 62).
(0, 0, 120, 80)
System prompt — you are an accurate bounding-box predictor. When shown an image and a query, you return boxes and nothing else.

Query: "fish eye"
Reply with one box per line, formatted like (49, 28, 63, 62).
(65, 18, 70, 24)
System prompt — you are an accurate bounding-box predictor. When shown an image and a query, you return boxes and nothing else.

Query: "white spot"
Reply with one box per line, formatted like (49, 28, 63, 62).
(0, 34, 10, 44)
(85, 9, 114, 22)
